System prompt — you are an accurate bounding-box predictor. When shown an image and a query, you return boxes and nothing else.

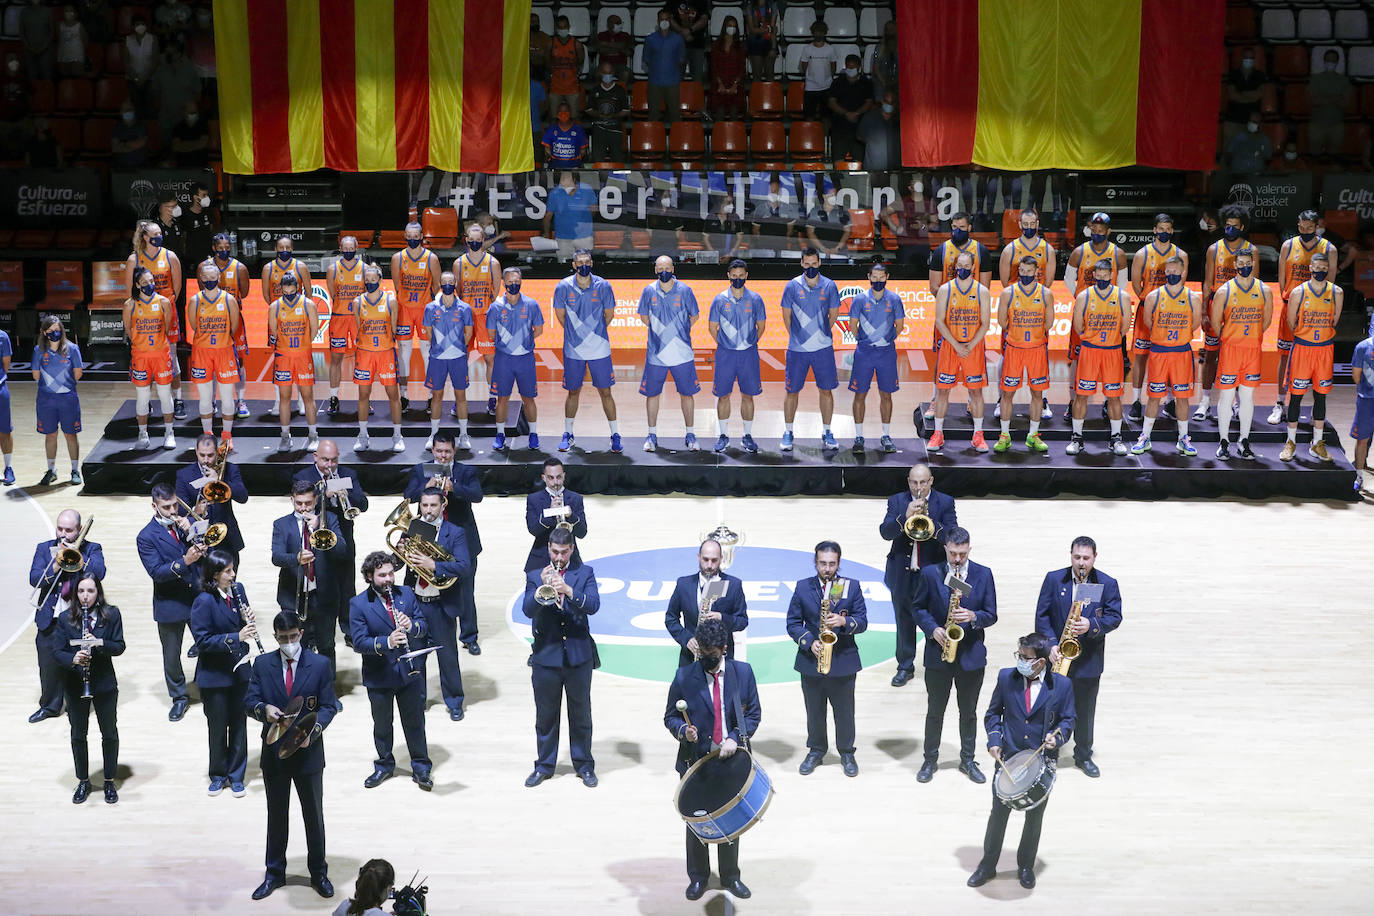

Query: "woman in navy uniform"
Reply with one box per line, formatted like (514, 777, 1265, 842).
(190, 549, 254, 798)
(52, 574, 124, 804)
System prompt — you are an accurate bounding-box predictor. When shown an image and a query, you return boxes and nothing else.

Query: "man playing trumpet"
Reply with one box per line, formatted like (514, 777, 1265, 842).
(270, 481, 344, 649)
(880, 464, 956, 688)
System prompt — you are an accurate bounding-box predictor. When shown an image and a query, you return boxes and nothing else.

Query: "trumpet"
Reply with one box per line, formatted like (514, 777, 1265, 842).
(201, 442, 232, 503)
(329, 471, 361, 520)
(902, 496, 936, 541)
(176, 496, 227, 547)
(29, 515, 94, 609)
(535, 560, 567, 607)
(383, 499, 457, 589)
(231, 583, 266, 655)
(550, 489, 576, 533)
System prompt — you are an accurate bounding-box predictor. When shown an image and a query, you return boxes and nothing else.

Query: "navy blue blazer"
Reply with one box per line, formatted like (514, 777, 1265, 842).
(245, 648, 338, 777)
(175, 460, 247, 554)
(348, 585, 429, 690)
(292, 465, 369, 545)
(270, 512, 345, 611)
(30, 538, 107, 627)
(400, 519, 471, 619)
(136, 519, 201, 624)
(52, 605, 125, 694)
(915, 560, 998, 672)
(664, 573, 749, 666)
(521, 564, 600, 668)
(786, 576, 868, 678)
(190, 587, 252, 689)
(405, 461, 483, 556)
(664, 659, 761, 776)
(984, 667, 1077, 756)
(1034, 567, 1123, 679)
(879, 487, 958, 583)
(524, 488, 588, 571)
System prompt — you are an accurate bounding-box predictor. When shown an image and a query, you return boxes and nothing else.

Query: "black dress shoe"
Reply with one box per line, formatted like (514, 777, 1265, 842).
(103, 780, 118, 804)
(363, 768, 394, 789)
(798, 750, 824, 775)
(413, 772, 434, 791)
(186, 644, 199, 659)
(1018, 867, 1036, 888)
(251, 876, 283, 900)
(525, 770, 550, 788)
(685, 880, 706, 901)
(29, 708, 58, 723)
(916, 760, 937, 783)
(72, 780, 91, 804)
(169, 698, 188, 721)
(891, 669, 914, 687)
(967, 864, 996, 887)
(449, 707, 465, 721)
(464, 642, 482, 656)
(1075, 759, 1101, 778)
(722, 878, 751, 899)
(839, 753, 859, 777)
(959, 760, 986, 784)
(578, 769, 598, 788)
(313, 876, 334, 898)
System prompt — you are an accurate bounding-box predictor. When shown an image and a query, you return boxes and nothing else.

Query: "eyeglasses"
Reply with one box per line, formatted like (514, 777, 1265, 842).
(1013, 652, 1038, 662)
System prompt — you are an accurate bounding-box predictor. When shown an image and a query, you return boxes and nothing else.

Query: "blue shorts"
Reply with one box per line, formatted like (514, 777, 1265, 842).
(712, 347, 762, 398)
(425, 355, 470, 392)
(1353, 396, 1374, 441)
(563, 355, 615, 391)
(848, 344, 899, 394)
(491, 351, 537, 399)
(785, 348, 838, 393)
(37, 391, 81, 435)
(0, 382, 10, 434)
(639, 360, 700, 398)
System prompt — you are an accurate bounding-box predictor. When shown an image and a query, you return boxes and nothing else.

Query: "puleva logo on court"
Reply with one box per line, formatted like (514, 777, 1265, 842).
(506, 545, 896, 685)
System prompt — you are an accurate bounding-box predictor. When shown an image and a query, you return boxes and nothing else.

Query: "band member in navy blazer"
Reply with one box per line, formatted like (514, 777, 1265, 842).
(967, 633, 1076, 891)
(522, 527, 601, 788)
(52, 574, 124, 805)
(245, 611, 339, 902)
(135, 483, 197, 721)
(190, 549, 254, 797)
(880, 463, 956, 686)
(664, 538, 749, 666)
(915, 526, 998, 785)
(786, 540, 868, 778)
(270, 481, 344, 663)
(405, 431, 483, 653)
(29, 507, 106, 723)
(524, 457, 588, 571)
(175, 433, 247, 555)
(293, 439, 369, 646)
(1034, 535, 1122, 778)
(664, 617, 760, 902)
(350, 550, 433, 791)
(399, 488, 471, 721)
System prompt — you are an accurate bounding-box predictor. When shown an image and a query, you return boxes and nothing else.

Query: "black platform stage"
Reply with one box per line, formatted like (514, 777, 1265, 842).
(79, 400, 1358, 501)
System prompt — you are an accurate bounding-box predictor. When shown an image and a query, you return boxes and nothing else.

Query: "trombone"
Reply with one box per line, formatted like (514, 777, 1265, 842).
(295, 510, 335, 624)
(29, 515, 94, 609)
(201, 441, 232, 503)
(176, 496, 227, 548)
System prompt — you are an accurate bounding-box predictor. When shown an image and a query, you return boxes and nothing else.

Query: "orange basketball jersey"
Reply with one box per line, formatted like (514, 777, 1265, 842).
(942, 279, 982, 344)
(273, 297, 312, 355)
(1210, 239, 1254, 290)
(331, 257, 367, 308)
(398, 249, 436, 308)
(1280, 237, 1335, 299)
(1292, 280, 1336, 345)
(938, 239, 983, 285)
(1139, 241, 1181, 299)
(1218, 277, 1266, 345)
(191, 290, 234, 350)
(1073, 242, 1120, 295)
(1004, 283, 1050, 349)
(129, 296, 169, 355)
(1009, 236, 1051, 285)
(1081, 286, 1124, 348)
(265, 257, 305, 301)
(137, 247, 175, 300)
(458, 252, 497, 310)
(356, 292, 396, 352)
(1149, 286, 1194, 348)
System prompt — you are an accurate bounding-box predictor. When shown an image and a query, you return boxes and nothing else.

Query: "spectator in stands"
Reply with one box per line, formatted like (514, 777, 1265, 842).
(1223, 47, 1267, 141)
(880, 175, 934, 268)
(750, 176, 798, 249)
(542, 103, 589, 169)
(593, 13, 632, 85)
(475, 211, 508, 255)
(799, 22, 839, 121)
(156, 193, 186, 267)
(111, 99, 150, 168)
(744, 0, 779, 81)
(548, 15, 585, 120)
(56, 6, 88, 77)
(124, 15, 159, 118)
(169, 100, 208, 167)
(1223, 112, 1272, 175)
(179, 182, 214, 258)
(1, 55, 28, 124)
(703, 196, 743, 259)
(530, 77, 548, 165)
(1271, 140, 1310, 172)
(708, 16, 748, 121)
(1316, 215, 1358, 278)
(79, 0, 112, 44)
(858, 90, 901, 171)
(645, 10, 687, 125)
(870, 21, 899, 103)
(1307, 49, 1351, 164)
(152, 42, 199, 141)
(188, 6, 216, 87)
(647, 185, 686, 253)
(25, 118, 65, 168)
(529, 13, 552, 77)
(154, 0, 193, 39)
(19, 0, 56, 81)
(674, 2, 709, 83)
(544, 171, 597, 262)
(587, 61, 630, 164)
(828, 55, 875, 162)
(806, 188, 852, 257)
(1197, 209, 1222, 249)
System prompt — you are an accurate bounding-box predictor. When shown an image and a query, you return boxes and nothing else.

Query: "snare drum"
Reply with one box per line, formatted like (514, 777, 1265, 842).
(993, 749, 1055, 811)
(674, 748, 774, 844)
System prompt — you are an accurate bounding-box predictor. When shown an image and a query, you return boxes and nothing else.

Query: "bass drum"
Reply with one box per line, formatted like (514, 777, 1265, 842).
(993, 749, 1055, 811)
(674, 748, 774, 844)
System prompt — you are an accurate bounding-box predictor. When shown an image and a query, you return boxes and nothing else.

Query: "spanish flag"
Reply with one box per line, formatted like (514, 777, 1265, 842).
(214, 0, 533, 174)
(898, 0, 1224, 171)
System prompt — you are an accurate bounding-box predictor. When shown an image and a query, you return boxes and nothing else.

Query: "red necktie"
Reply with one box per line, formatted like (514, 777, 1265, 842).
(167, 524, 179, 546)
(300, 520, 315, 582)
(712, 671, 724, 744)
(1024, 681, 1033, 713)
(285, 658, 294, 694)
(383, 595, 396, 626)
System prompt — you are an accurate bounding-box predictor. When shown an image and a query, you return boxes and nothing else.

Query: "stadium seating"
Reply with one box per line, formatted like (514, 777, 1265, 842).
(749, 121, 786, 170)
(629, 121, 666, 168)
(668, 121, 706, 168)
(711, 121, 748, 165)
(748, 81, 784, 119)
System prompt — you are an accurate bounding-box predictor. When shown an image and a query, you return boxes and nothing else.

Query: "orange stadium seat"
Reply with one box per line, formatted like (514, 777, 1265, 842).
(631, 81, 649, 119)
(789, 120, 826, 166)
(848, 209, 875, 252)
(48, 117, 81, 151)
(593, 229, 625, 251)
(749, 121, 786, 170)
(103, 41, 123, 74)
(629, 121, 666, 168)
(340, 230, 375, 248)
(84, 41, 103, 76)
(378, 230, 408, 249)
(679, 81, 705, 120)
(81, 118, 114, 154)
(1225, 6, 1256, 42)
(94, 76, 125, 112)
(56, 78, 93, 113)
(785, 80, 805, 118)
(749, 81, 784, 119)
(504, 231, 537, 251)
(422, 207, 459, 247)
(1283, 83, 1310, 118)
(29, 79, 55, 114)
(668, 121, 705, 164)
(1272, 45, 1309, 81)
(1262, 121, 1288, 151)
(711, 121, 748, 165)
(1259, 82, 1278, 117)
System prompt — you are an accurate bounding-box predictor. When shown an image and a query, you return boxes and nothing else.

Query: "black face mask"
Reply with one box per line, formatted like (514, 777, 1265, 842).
(699, 653, 722, 673)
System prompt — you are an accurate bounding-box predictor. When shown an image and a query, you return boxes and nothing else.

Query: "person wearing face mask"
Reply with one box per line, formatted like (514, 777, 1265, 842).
(32, 315, 87, 485)
(261, 236, 312, 418)
(190, 550, 254, 799)
(1062, 212, 1124, 420)
(110, 99, 149, 167)
(965, 633, 1075, 891)
(870, 22, 900, 103)
(996, 209, 1055, 422)
(454, 222, 501, 419)
(1280, 252, 1344, 464)
(1272, 209, 1337, 426)
(1308, 49, 1351, 162)
(56, 6, 87, 78)
(488, 266, 545, 451)
(744, 0, 779, 80)
(1068, 259, 1133, 457)
(53, 574, 125, 806)
(174, 431, 248, 557)
(664, 539, 749, 666)
(593, 14, 632, 85)
(779, 247, 842, 450)
(135, 483, 198, 721)
(553, 248, 621, 452)
(637, 255, 701, 452)
(524, 457, 587, 572)
(126, 218, 186, 417)
(928, 251, 993, 454)
(170, 100, 209, 167)
(186, 261, 242, 444)
(351, 264, 406, 453)
(708, 258, 766, 452)
(749, 176, 798, 249)
(1223, 112, 1272, 174)
(390, 222, 442, 410)
(704, 195, 743, 258)
(805, 185, 852, 257)
(1133, 256, 1203, 457)
(992, 256, 1055, 454)
(1211, 249, 1273, 461)
(206, 233, 251, 420)
(123, 16, 158, 116)
(1222, 47, 1266, 139)
(547, 15, 585, 120)
(826, 54, 875, 161)
(541, 102, 589, 169)
(544, 172, 596, 264)
(122, 265, 177, 450)
(586, 62, 630, 162)
(1125, 213, 1187, 423)
(1349, 314, 1374, 492)
(1199, 205, 1253, 422)
(857, 89, 901, 172)
(799, 21, 838, 120)
(266, 273, 321, 452)
(644, 11, 687, 124)
(324, 236, 366, 416)
(928, 211, 991, 297)
(664, 616, 760, 901)
(708, 17, 747, 120)
(31, 508, 108, 723)
(847, 261, 903, 454)
(421, 270, 474, 450)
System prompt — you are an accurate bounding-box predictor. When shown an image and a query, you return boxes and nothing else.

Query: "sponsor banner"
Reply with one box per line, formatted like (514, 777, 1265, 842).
(0, 169, 102, 227)
(1321, 172, 1374, 221)
(44, 261, 84, 310)
(111, 168, 216, 223)
(91, 261, 129, 307)
(1215, 173, 1314, 231)
(88, 311, 128, 348)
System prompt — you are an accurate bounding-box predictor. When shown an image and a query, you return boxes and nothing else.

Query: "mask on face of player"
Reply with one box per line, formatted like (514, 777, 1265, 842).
(576, 263, 593, 277)
(1156, 231, 1172, 244)
(871, 279, 886, 292)
(955, 267, 971, 281)
(201, 278, 218, 291)
(657, 270, 674, 284)
(730, 277, 746, 289)
(950, 228, 969, 244)
(467, 238, 482, 251)
(339, 248, 356, 261)
(1090, 232, 1106, 245)
(1236, 264, 1253, 278)
(149, 235, 163, 248)
(1095, 276, 1112, 290)
(1312, 270, 1327, 283)
(406, 236, 422, 249)
(804, 265, 820, 279)
(1019, 273, 1035, 287)
(1022, 227, 1037, 239)
(364, 280, 380, 293)
(140, 283, 156, 297)
(277, 249, 292, 262)
(1224, 225, 1241, 241)
(46, 329, 62, 341)
(1299, 231, 1316, 243)
(214, 247, 231, 261)
(506, 282, 522, 296)
(1165, 273, 1183, 286)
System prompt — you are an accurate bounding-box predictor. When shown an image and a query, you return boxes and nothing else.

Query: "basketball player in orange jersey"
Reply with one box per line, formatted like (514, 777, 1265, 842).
(928, 250, 991, 454)
(352, 263, 406, 454)
(1067, 259, 1131, 457)
(1280, 252, 1343, 463)
(261, 236, 312, 418)
(996, 209, 1056, 423)
(1198, 205, 1252, 422)
(925, 211, 991, 421)
(325, 236, 367, 416)
(993, 256, 1054, 454)
(125, 220, 185, 419)
(265, 272, 319, 453)
(391, 221, 442, 410)
(454, 222, 501, 415)
(1063, 212, 1126, 421)
(1127, 213, 1188, 422)
(186, 262, 242, 445)
(121, 265, 177, 451)
(207, 233, 252, 419)
(1132, 257, 1203, 457)
(1211, 249, 1273, 461)
(1270, 209, 1337, 426)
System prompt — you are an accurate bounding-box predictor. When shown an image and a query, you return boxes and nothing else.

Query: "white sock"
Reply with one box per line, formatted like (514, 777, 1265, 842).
(458, 418, 469, 436)
(280, 423, 290, 435)
(648, 426, 658, 436)
(71, 459, 79, 473)
(564, 417, 575, 434)
(222, 418, 233, 434)
(528, 422, 537, 438)
(743, 420, 753, 435)
(1178, 418, 1189, 438)
(609, 420, 620, 435)
(784, 422, 794, 433)
(1287, 427, 1297, 443)
(1238, 387, 1255, 440)
(138, 421, 148, 436)
(1129, 386, 1139, 404)
(1072, 418, 1084, 435)
(172, 385, 182, 399)
(971, 420, 982, 435)
(1000, 420, 1011, 437)
(855, 422, 864, 439)
(329, 386, 339, 399)
(497, 423, 506, 435)
(1196, 392, 1209, 409)
(881, 423, 891, 437)
(1217, 390, 1235, 441)
(717, 418, 727, 436)
(430, 418, 440, 434)
(1109, 418, 1121, 436)
(934, 418, 944, 433)
(48, 459, 56, 471)
(1030, 420, 1041, 436)
(308, 424, 317, 435)
(1142, 417, 1156, 437)
(357, 425, 368, 439)
(392, 425, 401, 438)
(2, 453, 10, 469)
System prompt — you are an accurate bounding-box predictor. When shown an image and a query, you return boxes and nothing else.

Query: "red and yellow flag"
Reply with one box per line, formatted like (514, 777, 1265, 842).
(898, 0, 1224, 171)
(214, 0, 533, 174)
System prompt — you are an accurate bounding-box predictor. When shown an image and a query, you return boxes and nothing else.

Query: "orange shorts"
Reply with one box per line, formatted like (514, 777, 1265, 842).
(1131, 305, 1152, 352)
(1216, 344, 1262, 389)
(934, 339, 986, 390)
(1146, 347, 1194, 399)
(129, 349, 174, 387)
(1277, 302, 1295, 350)
(1074, 343, 1124, 395)
(353, 348, 397, 385)
(329, 317, 356, 353)
(1201, 316, 1221, 353)
(1286, 341, 1333, 394)
(395, 302, 429, 341)
(190, 347, 240, 385)
(272, 350, 315, 387)
(999, 345, 1049, 392)
(469, 319, 495, 355)
(1067, 326, 1082, 361)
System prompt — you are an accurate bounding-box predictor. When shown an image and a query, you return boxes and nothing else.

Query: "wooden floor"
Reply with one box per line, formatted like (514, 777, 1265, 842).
(0, 381, 1371, 915)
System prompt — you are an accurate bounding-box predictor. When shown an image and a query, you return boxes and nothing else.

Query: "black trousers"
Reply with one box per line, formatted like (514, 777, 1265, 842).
(686, 827, 740, 883)
(35, 622, 65, 714)
(66, 685, 118, 781)
(264, 769, 326, 882)
(980, 782, 1049, 872)
(889, 567, 921, 672)
(457, 559, 478, 646)
(367, 679, 431, 775)
(336, 546, 358, 641)
(304, 584, 338, 674)
(923, 666, 985, 764)
(531, 661, 594, 774)
(201, 681, 248, 782)
(1070, 676, 1099, 764)
(425, 602, 465, 712)
(157, 620, 188, 701)
(800, 673, 856, 755)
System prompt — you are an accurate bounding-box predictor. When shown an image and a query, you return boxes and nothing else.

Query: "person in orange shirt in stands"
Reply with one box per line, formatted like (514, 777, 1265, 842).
(265, 272, 319, 453)
(390, 222, 442, 411)
(125, 219, 185, 419)
(547, 14, 585, 119)
(186, 261, 241, 446)
(121, 265, 177, 451)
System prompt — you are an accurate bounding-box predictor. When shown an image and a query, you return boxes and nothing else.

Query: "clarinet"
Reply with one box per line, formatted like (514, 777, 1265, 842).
(78, 603, 93, 700)
(233, 584, 266, 654)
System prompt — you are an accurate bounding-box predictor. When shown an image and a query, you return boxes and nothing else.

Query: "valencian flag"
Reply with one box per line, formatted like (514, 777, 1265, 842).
(214, 0, 533, 174)
(898, 0, 1224, 171)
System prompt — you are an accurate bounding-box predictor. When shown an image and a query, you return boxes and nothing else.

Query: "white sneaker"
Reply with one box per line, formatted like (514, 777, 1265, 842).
(392, 435, 406, 453)
(992, 403, 1002, 419)
(354, 436, 370, 452)
(1266, 404, 1283, 425)
(295, 401, 305, 416)
(277, 433, 292, 452)
(267, 403, 279, 417)
(922, 409, 935, 421)
(306, 434, 319, 452)
(162, 432, 176, 450)
(1041, 397, 1053, 420)
(135, 432, 151, 450)
(458, 433, 472, 450)
(1191, 404, 1208, 421)
(424, 435, 435, 451)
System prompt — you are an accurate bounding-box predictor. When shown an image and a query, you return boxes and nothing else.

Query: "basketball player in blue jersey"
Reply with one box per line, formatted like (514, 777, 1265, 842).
(553, 249, 622, 453)
(638, 256, 701, 453)
(781, 247, 842, 450)
(847, 261, 903, 454)
(422, 271, 475, 451)
(709, 259, 768, 453)
(487, 267, 545, 451)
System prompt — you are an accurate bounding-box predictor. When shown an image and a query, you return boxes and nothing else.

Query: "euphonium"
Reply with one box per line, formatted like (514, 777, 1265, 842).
(816, 577, 839, 675)
(202, 442, 232, 503)
(941, 580, 965, 664)
(903, 495, 935, 541)
(1053, 573, 1088, 676)
(384, 499, 457, 589)
(535, 560, 567, 606)
(176, 496, 226, 547)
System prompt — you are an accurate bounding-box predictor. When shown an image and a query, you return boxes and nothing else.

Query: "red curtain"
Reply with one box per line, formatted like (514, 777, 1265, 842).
(898, 0, 979, 167)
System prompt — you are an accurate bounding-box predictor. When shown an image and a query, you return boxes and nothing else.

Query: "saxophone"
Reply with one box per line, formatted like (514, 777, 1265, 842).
(1053, 572, 1088, 676)
(816, 577, 840, 675)
(941, 579, 965, 664)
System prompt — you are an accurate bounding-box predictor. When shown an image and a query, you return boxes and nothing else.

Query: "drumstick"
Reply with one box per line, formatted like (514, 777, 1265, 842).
(676, 699, 694, 733)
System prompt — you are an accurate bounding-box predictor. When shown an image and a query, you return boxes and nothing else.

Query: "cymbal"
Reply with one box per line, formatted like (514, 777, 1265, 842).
(276, 707, 319, 759)
(265, 695, 304, 745)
